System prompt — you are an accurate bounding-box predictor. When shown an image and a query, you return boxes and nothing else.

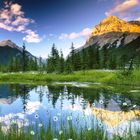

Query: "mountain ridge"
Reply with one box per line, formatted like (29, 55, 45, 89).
(78, 16, 140, 52)
(0, 39, 23, 51)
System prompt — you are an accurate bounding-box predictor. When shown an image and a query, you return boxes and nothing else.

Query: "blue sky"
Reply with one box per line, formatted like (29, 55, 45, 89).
(0, 0, 140, 58)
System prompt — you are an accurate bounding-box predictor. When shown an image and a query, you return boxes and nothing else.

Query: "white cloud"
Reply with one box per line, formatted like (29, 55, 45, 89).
(47, 38, 50, 41)
(15, 25, 25, 31)
(0, 1, 44, 43)
(49, 33, 57, 37)
(59, 33, 68, 40)
(69, 32, 80, 39)
(10, 3, 24, 16)
(59, 28, 92, 40)
(12, 16, 30, 26)
(23, 29, 45, 43)
(0, 22, 14, 31)
(105, 0, 140, 20)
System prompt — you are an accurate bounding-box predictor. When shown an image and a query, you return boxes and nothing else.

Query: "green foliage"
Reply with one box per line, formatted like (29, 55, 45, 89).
(8, 50, 14, 72)
(95, 47, 101, 69)
(69, 42, 75, 71)
(65, 56, 73, 74)
(51, 43, 59, 71)
(82, 47, 89, 71)
(74, 51, 82, 71)
(39, 56, 43, 74)
(102, 44, 109, 69)
(60, 50, 65, 73)
(21, 43, 29, 72)
(34, 57, 38, 71)
(47, 55, 54, 73)
(88, 45, 96, 69)
(13, 55, 20, 72)
(120, 53, 128, 72)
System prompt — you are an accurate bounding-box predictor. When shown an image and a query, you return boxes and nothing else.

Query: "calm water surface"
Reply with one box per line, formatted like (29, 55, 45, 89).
(0, 82, 140, 138)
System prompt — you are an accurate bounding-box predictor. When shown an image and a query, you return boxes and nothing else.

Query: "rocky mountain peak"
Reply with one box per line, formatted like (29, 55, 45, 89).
(87, 16, 140, 42)
(0, 39, 23, 51)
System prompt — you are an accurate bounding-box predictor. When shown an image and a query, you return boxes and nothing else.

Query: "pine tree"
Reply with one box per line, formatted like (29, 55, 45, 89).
(112, 54, 117, 69)
(8, 50, 14, 72)
(60, 49, 65, 73)
(74, 50, 82, 71)
(88, 45, 95, 69)
(39, 56, 42, 74)
(95, 47, 101, 69)
(21, 43, 28, 72)
(120, 53, 128, 72)
(29, 57, 35, 71)
(108, 52, 113, 69)
(70, 42, 75, 70)
(102, 44, 109, 69)
(47, 55, 54, 73)
(51, 43, 58, 71)
(34, 57, 38, 71)
(55, 53, 61, 74)
(82, 47, 89, 72)
(13, 55, 20, 72)
(65, 56, 73, 74)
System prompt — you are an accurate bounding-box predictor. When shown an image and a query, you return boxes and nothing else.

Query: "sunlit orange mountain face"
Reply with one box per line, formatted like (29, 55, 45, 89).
(67, 16, 140, 63)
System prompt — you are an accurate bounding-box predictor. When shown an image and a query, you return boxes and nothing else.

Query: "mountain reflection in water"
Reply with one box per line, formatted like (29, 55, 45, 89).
(0, 83, 140, 137)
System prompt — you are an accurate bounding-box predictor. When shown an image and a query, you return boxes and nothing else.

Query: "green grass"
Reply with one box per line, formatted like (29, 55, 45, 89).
(0, 69, 140, 87)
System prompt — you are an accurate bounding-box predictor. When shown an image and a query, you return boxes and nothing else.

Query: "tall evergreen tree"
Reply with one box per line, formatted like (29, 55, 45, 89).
(108, 52, 113, 69)
(13, 55, 20, 72)
(65, 56, 73, 74)
(70, 42, 75, 70)
(95, 47, 101, 69)
(88, 45, 95, 69)
(51, 43, 58, 71)
(55, 53, 61, 74)
(82, 47, 89, 72)
(74, 50, 82, 71)
(39, 56, 42, 74)
(120, 53, 128, 72)
(34, 57, 38, 71)
(112, 54, 117, 69)
(29, 57, 35, 71)
(8, 50, 14, 72)
(102, 44, 109, 69)
(60, 49, 65, 73)
(47, 55, 54, 73)
(21, 43, 28, 72)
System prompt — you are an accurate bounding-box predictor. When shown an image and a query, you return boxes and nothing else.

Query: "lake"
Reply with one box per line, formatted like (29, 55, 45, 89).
(0, 82, 140, 139)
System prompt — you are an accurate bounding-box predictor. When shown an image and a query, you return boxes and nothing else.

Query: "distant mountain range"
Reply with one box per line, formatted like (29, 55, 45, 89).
(0, 40, 47, 66)
(67, 16, 140, 62)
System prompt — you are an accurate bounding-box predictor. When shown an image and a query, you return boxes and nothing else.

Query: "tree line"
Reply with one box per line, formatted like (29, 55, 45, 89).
(0, 42, 140, 73)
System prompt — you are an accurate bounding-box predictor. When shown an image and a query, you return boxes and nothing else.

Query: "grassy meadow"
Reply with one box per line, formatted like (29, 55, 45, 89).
(0, 69, 140, 87)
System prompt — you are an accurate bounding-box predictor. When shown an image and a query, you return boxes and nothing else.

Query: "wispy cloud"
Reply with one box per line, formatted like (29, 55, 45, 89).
(0, 1, 44, 43)
(59, 33, 68, 40)
(23, 30, 46, 43)
(105, 0, 140, 20)
(59, 28, 92, 40)
(49, 33, 57, 37)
